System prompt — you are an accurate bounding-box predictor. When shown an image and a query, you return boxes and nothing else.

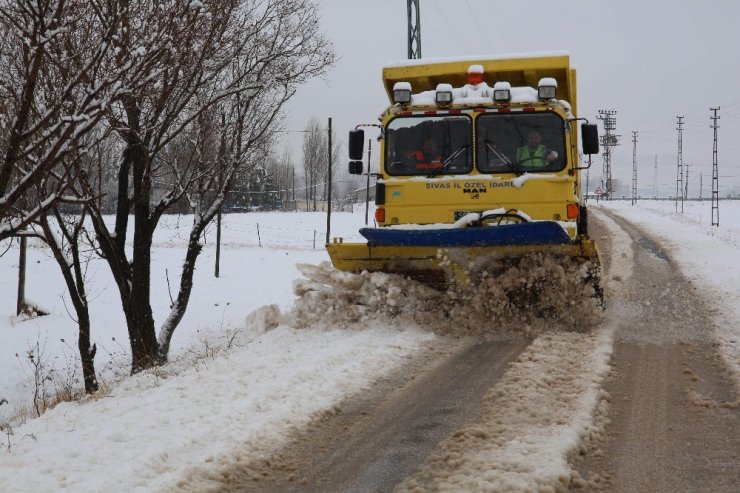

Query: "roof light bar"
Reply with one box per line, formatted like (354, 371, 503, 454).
(393, 81, 412, 105)
(538, 77, 557, 100)
(493, 81, 511, 103)
(435, 83, 453, 105)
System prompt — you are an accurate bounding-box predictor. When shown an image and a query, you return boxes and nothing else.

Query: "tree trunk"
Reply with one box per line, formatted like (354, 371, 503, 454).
(39, 215, 99, 393)
(157, 230, 204, 360)
(126, 138, 162, 372)
(77, 309, 98, 393)
(126, 215, 161, 372)
(124, 295, 161, 372)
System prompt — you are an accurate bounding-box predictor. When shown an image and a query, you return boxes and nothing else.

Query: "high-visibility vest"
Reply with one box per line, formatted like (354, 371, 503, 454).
(517, 145, 547, 167)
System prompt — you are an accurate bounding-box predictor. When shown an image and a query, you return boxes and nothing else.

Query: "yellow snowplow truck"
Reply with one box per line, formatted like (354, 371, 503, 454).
(327, 53, 602, 301)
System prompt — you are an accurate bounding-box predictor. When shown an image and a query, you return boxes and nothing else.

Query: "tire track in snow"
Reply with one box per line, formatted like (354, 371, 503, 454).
(574, 208, 739, 492)
(200, 336, 528, 492)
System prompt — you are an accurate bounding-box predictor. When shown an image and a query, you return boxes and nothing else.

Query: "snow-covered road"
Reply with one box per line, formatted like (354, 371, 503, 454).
(573, 209, 739, 492)
(1, 201, 738, 492)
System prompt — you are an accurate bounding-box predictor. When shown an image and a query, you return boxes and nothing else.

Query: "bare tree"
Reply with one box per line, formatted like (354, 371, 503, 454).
(0, 0, 176, 395)
(302, 117, 342, 210)
(265, 146, 296, 208)
(77, 0, 334, 372)
(0, 0, 152, 239)
(35, 203, 98, 393)
(302, 117, 324, 210)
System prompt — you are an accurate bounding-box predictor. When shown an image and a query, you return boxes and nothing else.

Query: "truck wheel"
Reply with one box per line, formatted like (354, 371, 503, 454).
(578, 205, 589, 236)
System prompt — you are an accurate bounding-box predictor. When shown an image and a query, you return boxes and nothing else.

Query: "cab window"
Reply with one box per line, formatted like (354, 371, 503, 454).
(476, 113, 565, 173)
(385, 115, 472, 176)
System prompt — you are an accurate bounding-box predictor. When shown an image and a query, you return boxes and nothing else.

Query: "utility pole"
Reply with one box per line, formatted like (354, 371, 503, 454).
(365, 139, 372, 225)
(675, 115, 684, 213)
(597, 110, 619, 199)
(215, 112, 226, 278)
(325, 117, 333, 244)
(407, 0, 422, 59)
(654, 155, 658, 198)
(684, 162, 690, 200)
(710, 107, 720, 226)
(631, 131, 638, 205)
(699, 173, 703, 200)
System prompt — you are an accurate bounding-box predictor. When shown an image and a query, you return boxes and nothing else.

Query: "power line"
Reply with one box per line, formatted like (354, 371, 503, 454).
(465, 0, 495, 52)
(636, 99, 740, 137)
(431, 0, 472, 54)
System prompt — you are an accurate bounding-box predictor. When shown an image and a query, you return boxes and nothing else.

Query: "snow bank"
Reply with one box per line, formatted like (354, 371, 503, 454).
(0, 319, 435, 493)
(292, 258, 602, 339)
(0, 211, 347, 423)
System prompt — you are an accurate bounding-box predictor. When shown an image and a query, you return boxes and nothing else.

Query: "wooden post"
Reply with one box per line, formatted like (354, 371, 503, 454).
(214, 210, 222, 278)
(365, 138, 372, 225)
(17, 236, 26, 315)
(325, 117, 333, 245)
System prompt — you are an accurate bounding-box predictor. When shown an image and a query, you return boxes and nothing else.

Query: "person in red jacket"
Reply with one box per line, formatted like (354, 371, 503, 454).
(407, 136, 443, 169)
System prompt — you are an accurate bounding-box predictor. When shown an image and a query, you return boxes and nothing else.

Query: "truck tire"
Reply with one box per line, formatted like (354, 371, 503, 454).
(578, 205, 589, 236)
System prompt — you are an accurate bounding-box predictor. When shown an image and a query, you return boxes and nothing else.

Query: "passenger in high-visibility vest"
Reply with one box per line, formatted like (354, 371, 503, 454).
(516, 130, 558, 167)
(407, 137, 444, 170)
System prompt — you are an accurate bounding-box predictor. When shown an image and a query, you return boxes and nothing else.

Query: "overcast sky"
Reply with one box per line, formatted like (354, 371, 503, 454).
(284, 0, 740, 197)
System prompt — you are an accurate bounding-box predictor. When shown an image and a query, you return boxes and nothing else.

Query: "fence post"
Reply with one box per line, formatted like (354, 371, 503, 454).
(215, 209, 222, 278)
(257, 223, 262, 247)
(325, 116, 333, 245)
(17, 236, 27, 315)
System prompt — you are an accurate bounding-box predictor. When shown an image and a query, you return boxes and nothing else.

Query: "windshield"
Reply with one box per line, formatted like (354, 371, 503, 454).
(476, 113, 565, 173)
(385, 115, 472, 176)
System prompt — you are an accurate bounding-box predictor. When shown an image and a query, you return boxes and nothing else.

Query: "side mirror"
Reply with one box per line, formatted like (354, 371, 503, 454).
(349, 129, 365, 160)
(348, 161, 363, 175)
(581, 123, 599, 155)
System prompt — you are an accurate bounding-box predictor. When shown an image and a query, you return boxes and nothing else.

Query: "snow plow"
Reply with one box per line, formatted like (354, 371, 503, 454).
(327, 53, 603, 303)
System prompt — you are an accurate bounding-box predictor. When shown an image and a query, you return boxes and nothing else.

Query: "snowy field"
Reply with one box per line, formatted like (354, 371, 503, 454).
(0, 199, 738, 491)
(0, 208, 368, 423)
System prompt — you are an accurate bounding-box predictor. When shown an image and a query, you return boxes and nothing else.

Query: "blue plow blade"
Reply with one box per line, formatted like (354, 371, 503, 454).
(359, 221, 572, 247)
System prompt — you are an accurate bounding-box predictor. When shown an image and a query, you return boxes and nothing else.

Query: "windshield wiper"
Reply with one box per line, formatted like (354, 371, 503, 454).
(484, 141, 522, 176)
(427, 144, 469, 177)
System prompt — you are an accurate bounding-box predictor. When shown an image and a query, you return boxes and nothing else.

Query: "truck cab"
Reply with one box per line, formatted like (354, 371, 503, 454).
(349, 53, 598, 239)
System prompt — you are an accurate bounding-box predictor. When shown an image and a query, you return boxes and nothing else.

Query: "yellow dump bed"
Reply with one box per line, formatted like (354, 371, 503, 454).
(382, 52, 576, 112)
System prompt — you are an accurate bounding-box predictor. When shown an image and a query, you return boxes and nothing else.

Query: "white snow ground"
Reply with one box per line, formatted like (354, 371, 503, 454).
(0, 199, 738, 492)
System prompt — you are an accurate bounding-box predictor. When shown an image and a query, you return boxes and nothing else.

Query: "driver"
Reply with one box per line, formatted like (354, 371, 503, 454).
(516, 130, 558, 167)
(407, 136, 444, 169)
